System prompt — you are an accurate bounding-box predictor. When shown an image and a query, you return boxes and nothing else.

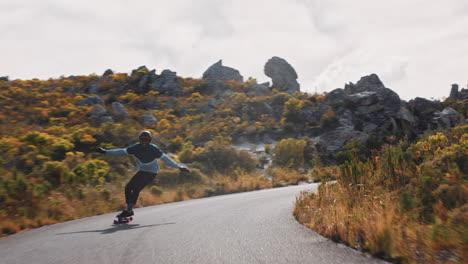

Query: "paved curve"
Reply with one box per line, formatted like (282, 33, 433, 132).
(0, 184, 388, 264)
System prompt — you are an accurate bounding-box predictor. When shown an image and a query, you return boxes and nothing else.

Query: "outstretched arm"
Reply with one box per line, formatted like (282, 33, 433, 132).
(96, 147, 128, 156)
(160, 154, 189, 172)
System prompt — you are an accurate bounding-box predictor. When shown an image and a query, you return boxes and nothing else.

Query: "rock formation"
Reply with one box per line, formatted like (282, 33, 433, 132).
(202, 60, 244, 96)
(150, 69, 183, 96)
(264, 57, 300, 94)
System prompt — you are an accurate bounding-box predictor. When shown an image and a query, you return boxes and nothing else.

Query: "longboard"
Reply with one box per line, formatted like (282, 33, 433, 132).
(113, 216, 133, 224)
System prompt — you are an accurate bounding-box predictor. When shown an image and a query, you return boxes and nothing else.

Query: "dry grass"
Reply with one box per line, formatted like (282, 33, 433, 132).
(0, 171, 274, 237)
(295, 183, 467, 263)
(268, 167, 311, 187)
(295, 126, 468, 263)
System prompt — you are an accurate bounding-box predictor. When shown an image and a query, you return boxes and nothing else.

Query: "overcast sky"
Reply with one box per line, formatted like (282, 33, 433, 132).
(1, 0, 467, 100)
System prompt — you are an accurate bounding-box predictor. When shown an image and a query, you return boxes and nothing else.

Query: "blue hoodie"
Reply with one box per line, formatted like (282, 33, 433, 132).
(105, 143, 180, 174)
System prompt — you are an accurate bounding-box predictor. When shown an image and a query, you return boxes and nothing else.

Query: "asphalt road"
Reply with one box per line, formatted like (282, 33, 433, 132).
(0, 184, 388, 264)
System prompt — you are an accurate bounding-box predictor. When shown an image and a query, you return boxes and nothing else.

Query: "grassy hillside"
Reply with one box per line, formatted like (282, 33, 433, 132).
(294, 125, 467, 263)
(0, 74, 312, 236)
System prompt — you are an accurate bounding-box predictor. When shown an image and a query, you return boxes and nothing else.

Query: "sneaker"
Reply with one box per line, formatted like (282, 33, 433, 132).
(117, 209, 133, 218)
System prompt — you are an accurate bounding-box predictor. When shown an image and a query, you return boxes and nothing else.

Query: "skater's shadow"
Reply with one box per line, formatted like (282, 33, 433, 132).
(56, 222, 176, 235)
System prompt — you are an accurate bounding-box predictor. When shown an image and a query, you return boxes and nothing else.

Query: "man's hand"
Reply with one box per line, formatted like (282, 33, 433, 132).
(179, 167, 190, 173)
(96, 147, 107, 154)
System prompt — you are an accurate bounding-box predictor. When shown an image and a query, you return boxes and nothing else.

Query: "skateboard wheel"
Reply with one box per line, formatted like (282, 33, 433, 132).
(114, 220, 117, 224)
(129, 217, 133, 221)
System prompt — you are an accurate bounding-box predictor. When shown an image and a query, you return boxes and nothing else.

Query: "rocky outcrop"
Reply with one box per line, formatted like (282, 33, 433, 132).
(408, 97, 443, 131)
(450, 84, 459, 100)
(90, 105, 107, 117)
(248, 82, 271, 97)
(142, 112, 158, 126)
(150, 70, 182, 96)
(0, 76, 9, 82)
(314, 74, 407, 161)
(449, 83, 468, 101)
(244, 101, 274, 121)
(103, 69, 114, 76)
(264, 57, 300, 94)
(88, 83, 100, 94)
(432, 107, 464, 129)
(203, 60, 243, 83)
(76, 96, 105, 107)
(202, 60, 243, 96)
(325, 89, 346, 107)
(125, 66, 182, 96)
(89, 105, 114, 126)
(131, 66, 149, 76)
(299, 103, 331, 127)
(111, 102, 128, 120)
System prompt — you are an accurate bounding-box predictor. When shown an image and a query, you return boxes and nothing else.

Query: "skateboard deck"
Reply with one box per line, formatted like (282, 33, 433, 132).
(113, 216, 133, 224)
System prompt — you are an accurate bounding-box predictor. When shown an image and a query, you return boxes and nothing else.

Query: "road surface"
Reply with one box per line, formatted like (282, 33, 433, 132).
(0, 183, 388, 264)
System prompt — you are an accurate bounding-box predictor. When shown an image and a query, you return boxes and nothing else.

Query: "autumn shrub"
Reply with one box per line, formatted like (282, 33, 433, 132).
(72, 159, 109, 186)
(193, 141, 257, 175)
(320, 110, 339, 128)
(178, 141, 195, 163)
(41, 161, 71, 186)
(283, 98, 303, 123)
(268, 167, 310, 187)
(150, 185, 163, 196)
(294, 125, 468, 263)
(273, 138, 307, 168)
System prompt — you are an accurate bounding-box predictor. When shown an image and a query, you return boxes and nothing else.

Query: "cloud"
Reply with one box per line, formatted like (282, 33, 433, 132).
(0, 0, 466, 100)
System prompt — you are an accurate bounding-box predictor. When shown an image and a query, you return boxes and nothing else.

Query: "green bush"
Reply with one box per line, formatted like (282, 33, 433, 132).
(273, 138, 307, 168)
(41, 161, 70, 186)
(150, 185, 163, 196)
(194, 141, 257, 175)
(72, 159, 109, 185)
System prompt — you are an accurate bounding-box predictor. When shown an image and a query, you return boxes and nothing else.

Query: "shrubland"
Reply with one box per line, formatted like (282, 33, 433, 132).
(0, 72, 466, 264)
(0, 74, 311, 236)
(294, 125, 467, 263)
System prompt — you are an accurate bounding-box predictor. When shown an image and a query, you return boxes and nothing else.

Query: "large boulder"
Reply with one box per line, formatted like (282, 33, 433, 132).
(264, 56, 300, 94)
(408, 97, 443, 131)
(310, 74, 407, 162)
(203, 60, 243, 83)
(397, 106, 416, 125)
(131, 66, 149, 76)
(344, 74, 401, 122)
(202, 60, 243, 96)
(325, 88, 346, 107)
(0, 76, 9, 81)
(142, 112, 158, 126)
(150, 70, 182, 96)
(327, 74, 401, 129)
(244, 101, 274, 120)
(76, 96, 105, 107)
(344, 73, 385, 93)
(314, 126, 368, 154)
(248, 82, 271, 97)
(111, 102, 128, 120)
(103, 69, 114, 76)
(449, 84, 459, 100)
(449, 83, 468, 101)
(299, 103, 331, 126)
(137, 69, 156, 93)
(89, 105, 114, 126)
(408, 97, 442, 116)
(90, 105, 107, 117)
(88, 83, 100, 94)
(432, 107, 464, 129)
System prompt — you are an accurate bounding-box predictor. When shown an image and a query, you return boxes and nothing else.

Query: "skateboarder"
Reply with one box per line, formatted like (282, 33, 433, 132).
(96, 130, 189, 218)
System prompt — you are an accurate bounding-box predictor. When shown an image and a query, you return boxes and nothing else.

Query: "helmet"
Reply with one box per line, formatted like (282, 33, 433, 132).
(138, 131, 152, 140)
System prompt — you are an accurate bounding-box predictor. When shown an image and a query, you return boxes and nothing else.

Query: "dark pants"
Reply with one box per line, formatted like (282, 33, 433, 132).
(125, 171, 157, 205)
